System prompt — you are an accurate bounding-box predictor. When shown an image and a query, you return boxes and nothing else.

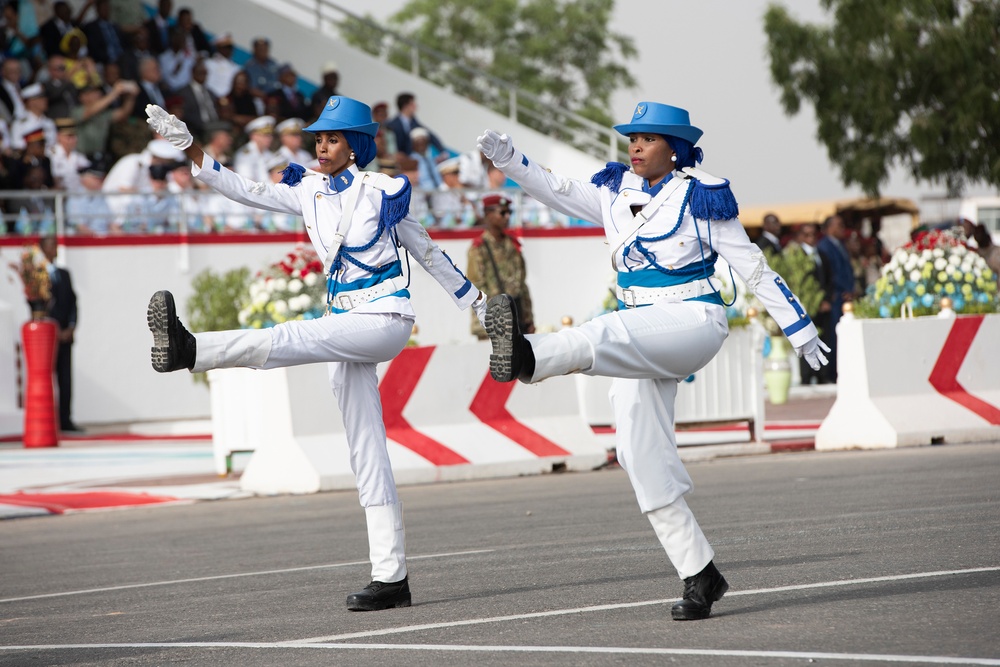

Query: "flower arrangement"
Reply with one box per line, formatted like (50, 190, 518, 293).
(856, 228, 998, 318)
(8, 244, 52, 310)
(237, 244, 327, 329)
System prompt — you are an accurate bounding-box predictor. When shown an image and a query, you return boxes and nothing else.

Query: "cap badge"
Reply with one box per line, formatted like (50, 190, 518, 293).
(634, 104, 646, 119)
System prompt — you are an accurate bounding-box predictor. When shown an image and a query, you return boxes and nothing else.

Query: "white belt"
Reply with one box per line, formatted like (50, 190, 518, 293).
(329, 276, 407, 312)
(616, 278, 714, 308)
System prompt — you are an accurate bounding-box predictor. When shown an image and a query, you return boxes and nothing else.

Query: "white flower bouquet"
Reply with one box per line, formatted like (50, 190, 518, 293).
(237, 244, 327, 328)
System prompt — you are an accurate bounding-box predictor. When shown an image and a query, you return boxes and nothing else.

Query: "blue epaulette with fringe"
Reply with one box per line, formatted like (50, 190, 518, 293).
(590, 162, 630, 194)
(279, 163, 305, 187)
(689, 178, 739, 221)
(379, 175, 411, 229)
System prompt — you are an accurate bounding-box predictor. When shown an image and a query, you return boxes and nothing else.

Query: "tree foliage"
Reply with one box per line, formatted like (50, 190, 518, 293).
(764, 0, 1000, 197)
(340, 0, 636, 130)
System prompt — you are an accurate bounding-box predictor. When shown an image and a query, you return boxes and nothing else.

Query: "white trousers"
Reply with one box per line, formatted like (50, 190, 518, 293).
(192, 311, 414, 580)
(526, 301, 727, 577)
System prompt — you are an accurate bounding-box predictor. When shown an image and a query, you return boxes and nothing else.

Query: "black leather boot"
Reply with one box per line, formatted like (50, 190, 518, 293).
(346, 577, 411, 611)
(671, 561, 728, 621)
(147, 290, 196, 373)
(485, 294, 535, 383)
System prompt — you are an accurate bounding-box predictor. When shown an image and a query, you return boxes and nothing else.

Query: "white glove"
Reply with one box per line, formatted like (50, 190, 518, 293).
(472, 291, 488, 328)
(476, 129, 515, 168)
(795, 337, 831, 371)
(145, 104, 193, 150)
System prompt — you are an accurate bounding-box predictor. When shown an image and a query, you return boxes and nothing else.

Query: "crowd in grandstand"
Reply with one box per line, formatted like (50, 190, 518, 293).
(0, 0, 574, 235)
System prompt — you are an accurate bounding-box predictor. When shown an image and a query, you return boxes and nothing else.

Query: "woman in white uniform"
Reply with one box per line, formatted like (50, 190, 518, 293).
(477, 102, 830, 621)
(144, 98, 488, 612)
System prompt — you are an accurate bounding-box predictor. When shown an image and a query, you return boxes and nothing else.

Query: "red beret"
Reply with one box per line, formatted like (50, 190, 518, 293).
(482, 194, 511, 208)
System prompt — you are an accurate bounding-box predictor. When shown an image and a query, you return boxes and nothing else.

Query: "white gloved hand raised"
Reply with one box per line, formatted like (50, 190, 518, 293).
(476, 129, 515, 168)
(145, 104, 193, 150)
(795, 336, 831, 371)
(472, 291, 489, 328)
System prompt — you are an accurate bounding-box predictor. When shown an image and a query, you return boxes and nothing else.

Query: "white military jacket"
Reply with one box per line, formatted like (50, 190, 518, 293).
(496, 153, 819, 348)
(192, 156, 479, 317)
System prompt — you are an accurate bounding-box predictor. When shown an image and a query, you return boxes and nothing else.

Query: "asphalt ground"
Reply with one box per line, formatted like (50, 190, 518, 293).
(2, 442, 998, 667)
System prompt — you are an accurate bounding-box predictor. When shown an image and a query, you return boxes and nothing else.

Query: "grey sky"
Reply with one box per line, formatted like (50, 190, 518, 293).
(365, 1, 996, 213)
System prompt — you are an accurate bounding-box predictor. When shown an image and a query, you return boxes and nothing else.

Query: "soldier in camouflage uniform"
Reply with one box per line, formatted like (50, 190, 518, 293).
(467, 193, 534, 338)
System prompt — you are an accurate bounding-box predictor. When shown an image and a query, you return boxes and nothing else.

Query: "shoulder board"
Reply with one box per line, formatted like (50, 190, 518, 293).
(237, 145, 251, 155)
(471, 236, 485, 248)
(590, 161, 630, 194)
(371, 173, 411, 228)
(682, 167, 739, 221)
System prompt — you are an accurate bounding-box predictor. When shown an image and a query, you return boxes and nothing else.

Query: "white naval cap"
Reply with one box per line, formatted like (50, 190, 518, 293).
(276, 118, 304, 135)
(21, 83, 44, 99)
(321, 61, 339, 75)
(265, 152, 289, 172)
(437, 157, 460, 175)
(409, 126, 430, 140)
(147, 139, 185, 160)
(245, 115, 275, 134)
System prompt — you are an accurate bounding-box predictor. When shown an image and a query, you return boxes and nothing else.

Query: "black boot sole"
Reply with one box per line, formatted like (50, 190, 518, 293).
(147, 290, 176, 373)
(486, 295, 517, 382)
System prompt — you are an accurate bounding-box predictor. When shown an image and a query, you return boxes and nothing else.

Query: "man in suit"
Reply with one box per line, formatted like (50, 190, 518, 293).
(144, 0, 174, 55)
(178, 59, 218, 141)
(83, 0, 126, 66)
(269, 64, 308, 122)
(39, 236, 81, 432)
(131, 56, 168, 120)
(754, 212, 783, 256)
(176, 7, 211, 56)
(385, 92, 444, 157)
(39, 1, 77, 58)
(817, 214, 855, 383)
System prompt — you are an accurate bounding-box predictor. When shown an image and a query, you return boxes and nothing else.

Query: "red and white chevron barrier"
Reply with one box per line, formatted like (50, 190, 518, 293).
(210, 342, 608, 495)
(816, 314, 1000, 450)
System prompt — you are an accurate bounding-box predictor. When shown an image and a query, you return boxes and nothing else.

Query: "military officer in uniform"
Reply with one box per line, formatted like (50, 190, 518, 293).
(233, 114, 275, 182)
(275, 117, 316, 169)
(478, 102, 830, 621)
(144, 97, 489, 612)
(466, 193, 533, 339)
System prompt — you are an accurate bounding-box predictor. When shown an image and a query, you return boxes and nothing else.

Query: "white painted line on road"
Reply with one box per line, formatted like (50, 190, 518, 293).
(296, 565, 1000, 643)
(0, 642, 997, 665)
(0, 549, 494, 604)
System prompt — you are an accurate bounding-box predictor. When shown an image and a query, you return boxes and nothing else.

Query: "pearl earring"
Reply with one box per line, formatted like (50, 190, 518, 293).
(350, 152, 356, 160)
(671, 155, 677, 162)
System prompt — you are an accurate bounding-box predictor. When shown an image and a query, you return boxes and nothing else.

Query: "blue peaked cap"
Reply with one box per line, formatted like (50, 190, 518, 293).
(613, 102, 703, 145)
(304, 96, 379, 137)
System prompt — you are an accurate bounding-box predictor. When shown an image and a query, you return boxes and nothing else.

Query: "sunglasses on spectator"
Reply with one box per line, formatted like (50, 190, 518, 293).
(487, 207, 512, 215)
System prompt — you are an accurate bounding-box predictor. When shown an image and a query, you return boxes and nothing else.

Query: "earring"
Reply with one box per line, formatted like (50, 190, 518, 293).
(350, 152, 356, 160)
(671, 155, 677, 162)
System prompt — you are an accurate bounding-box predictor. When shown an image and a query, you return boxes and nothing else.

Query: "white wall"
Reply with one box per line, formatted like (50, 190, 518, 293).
(0, 231, 612, 431)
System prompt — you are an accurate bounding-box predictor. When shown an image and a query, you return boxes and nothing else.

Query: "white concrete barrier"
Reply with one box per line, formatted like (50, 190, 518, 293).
(211, 342, 608, 495)
(0, 300, 23, 437)
(575, 325, 766, 442)
(816, 314, 1000, 450)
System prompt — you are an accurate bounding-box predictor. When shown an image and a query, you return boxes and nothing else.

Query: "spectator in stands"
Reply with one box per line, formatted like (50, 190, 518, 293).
(67, 161, 119, 235)
(386, 92, 443, 157)
(49, 117, 90, 190)
(144, 0, 173, 55)
(431, 157, 474, 228)
(39, 1, 78, 59)
(408, 126, 442, 191)
(817, 214, 855, 383)
(218, 69, 259, 134)
(11, 83, 56, 151)
(119, 25, 152, 82)
(275, 117, 313, 167)
(201, 120, 233, 166)
(243, 36, 279, 102)
(73, 80, 138, 159)
(308, 61, 339, 119)
(178, 58, 218, 141)
(973, 224, 1000, 280)
(83, 0, 125, 66)
(755, 212, 783, 255)
(369, 100, 398, 176)
(102, 138, 184, 222)
(1, 2, 38, 80)
(233, 114, 275, 183)
(204, 32, 238, 99)
(41, 55, 78, 119)
(270, 64, 308, 122)
(140, 160, 183, 232)
(175, 7, 210, 56)
(7, 124, 55, 190)
(159, 28, 195, 93)
(132, 56, 167, 118)
(108, 0, 145, 38)
(0, 57, 25, 123)
(457, 147, 489, 190)
(60, 28, 102, 90)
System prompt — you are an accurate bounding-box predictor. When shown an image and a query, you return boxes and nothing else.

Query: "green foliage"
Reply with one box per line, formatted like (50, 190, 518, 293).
(763, 0, 1000, 197)
(341, 0, 636, 141)
(186, 267, 251, 384)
